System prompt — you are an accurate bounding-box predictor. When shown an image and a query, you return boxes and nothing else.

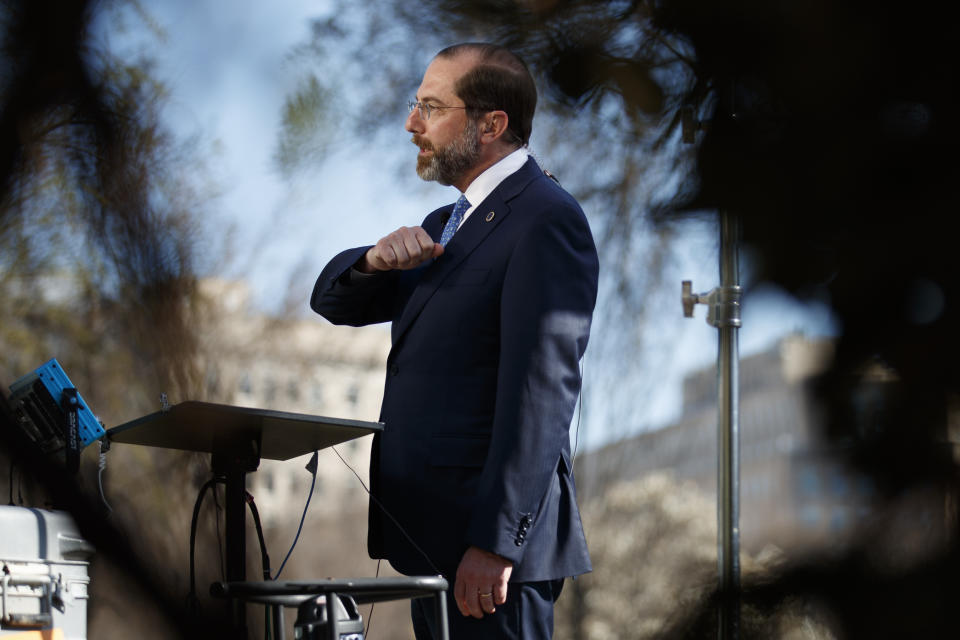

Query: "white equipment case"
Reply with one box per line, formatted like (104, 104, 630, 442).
(1, 505, 93, 639)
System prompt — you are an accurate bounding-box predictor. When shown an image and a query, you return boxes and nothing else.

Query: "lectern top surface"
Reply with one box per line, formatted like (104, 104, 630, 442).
(106, 401, 382, 461)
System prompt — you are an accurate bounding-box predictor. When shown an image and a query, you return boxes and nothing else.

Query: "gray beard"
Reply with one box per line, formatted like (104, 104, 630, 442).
(417, 119, 481, 186)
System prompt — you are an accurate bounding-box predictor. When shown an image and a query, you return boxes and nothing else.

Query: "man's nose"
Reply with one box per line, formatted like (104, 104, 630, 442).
(405, 107, 423, 133)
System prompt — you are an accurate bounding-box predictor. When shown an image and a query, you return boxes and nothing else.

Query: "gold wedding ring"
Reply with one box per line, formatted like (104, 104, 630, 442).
(479, 592, 493, 599)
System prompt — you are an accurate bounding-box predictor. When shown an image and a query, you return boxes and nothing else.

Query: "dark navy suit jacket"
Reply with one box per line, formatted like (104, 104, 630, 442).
(311, 157, 598, 582)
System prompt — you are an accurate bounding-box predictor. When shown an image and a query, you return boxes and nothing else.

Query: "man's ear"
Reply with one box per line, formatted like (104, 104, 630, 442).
(480, 110, 509, 143)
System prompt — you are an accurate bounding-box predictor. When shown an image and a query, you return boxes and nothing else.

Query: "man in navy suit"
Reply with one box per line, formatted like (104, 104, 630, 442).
(311, 43, 598, 639)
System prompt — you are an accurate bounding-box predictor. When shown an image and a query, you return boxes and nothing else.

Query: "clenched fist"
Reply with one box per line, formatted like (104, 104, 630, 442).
(357, 226, 443, 272)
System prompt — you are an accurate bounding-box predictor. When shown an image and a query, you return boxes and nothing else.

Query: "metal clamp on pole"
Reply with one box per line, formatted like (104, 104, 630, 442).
(682, 281, 742, 329)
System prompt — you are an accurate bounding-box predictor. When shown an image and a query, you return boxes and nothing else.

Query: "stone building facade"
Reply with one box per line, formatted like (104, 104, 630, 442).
(196, 278, 391, 525)
(577, 334, 878, 552)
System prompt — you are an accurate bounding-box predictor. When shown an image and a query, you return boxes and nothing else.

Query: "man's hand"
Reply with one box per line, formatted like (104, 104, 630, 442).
(357, 226, 443, 273)
(454, 546, 513, 619)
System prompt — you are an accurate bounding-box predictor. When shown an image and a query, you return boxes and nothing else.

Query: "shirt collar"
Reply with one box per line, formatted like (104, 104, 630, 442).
(461, 147, 529, 214)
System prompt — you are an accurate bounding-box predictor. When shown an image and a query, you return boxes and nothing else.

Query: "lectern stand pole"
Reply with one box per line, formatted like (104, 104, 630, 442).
(212, 446, 260, 635)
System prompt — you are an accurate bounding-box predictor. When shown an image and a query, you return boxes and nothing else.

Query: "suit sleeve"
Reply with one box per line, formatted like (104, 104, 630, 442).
(465, 198, 599, 564)
(311, 208, 449, 326)
(310, 245, 400, 326)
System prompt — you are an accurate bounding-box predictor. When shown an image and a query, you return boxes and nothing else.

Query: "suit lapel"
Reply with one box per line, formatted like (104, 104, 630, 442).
(392, 157, 542, 344)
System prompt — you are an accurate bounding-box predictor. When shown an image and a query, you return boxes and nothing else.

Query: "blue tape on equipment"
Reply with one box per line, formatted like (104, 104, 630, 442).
(8, 358, 105, 448)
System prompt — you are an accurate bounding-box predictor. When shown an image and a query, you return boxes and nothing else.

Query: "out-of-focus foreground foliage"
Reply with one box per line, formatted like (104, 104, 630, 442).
(1, 1, 231, 637)
(653, 1, 960, 632)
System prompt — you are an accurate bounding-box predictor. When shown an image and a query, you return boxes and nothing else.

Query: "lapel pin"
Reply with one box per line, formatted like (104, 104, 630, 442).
(485, 211, 495, 222)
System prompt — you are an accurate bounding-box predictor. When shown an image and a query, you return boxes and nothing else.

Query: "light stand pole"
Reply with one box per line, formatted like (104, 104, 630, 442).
(682, 207, 742, 638)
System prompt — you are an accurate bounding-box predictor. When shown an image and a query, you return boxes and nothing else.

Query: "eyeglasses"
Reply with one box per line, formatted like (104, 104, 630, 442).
(407, 100, 471, 121)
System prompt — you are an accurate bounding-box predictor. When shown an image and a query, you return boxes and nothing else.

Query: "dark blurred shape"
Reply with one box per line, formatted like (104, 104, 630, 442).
(544, 38, 664, 114)
(641, 0, 960, 635)
(1, 0, 199, 397)
(657, 541, 960, 638)
(652, 0, 960, 496)
(1, 0, 214, 637)
(0, 1, 97, 193)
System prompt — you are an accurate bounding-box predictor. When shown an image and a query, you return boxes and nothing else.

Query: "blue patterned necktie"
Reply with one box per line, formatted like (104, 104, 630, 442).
(439, 195, 470, 247)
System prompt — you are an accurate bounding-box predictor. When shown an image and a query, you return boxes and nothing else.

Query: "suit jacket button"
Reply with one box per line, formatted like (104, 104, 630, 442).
(514, 538, 523, 546)
(389, 364, 399, 376)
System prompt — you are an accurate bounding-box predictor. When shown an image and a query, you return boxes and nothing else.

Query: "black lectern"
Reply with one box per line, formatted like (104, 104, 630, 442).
(107, 401, 386, 635)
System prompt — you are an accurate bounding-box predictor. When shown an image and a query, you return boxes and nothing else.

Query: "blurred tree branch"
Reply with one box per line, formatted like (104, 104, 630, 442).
(2, 1, 230, 637)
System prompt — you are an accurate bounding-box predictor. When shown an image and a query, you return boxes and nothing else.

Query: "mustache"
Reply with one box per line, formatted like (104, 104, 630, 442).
(412, 135, 434, 151)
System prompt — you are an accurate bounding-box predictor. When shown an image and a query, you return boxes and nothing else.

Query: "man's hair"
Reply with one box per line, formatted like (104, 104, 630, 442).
(436, 43, 537, 147)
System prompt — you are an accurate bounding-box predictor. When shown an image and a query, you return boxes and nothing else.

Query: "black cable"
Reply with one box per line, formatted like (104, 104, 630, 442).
(246, 492, 272, 640)
(8, 460, 14, 505)
(365, 558, 381, 638)
(96, 439, 112, 514)
(246, 491, 272, 580)
(187, 477, 219, 614)
(212, 483, 225, 580)
(273, 451, 318, 580)
(331, 445, 443, 577)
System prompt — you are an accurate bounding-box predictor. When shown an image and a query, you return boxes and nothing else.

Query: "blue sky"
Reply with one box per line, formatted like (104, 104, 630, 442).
(99, 0, 839, 448)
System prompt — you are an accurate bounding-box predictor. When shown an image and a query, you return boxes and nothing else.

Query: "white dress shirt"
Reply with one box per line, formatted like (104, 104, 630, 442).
(349, 148, 530, 281)
(457, 147, 529, 229)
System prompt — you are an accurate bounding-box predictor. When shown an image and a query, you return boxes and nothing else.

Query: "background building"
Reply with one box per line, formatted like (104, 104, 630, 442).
(577, 334, 877, 553)
(196, 277, 390, 525)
